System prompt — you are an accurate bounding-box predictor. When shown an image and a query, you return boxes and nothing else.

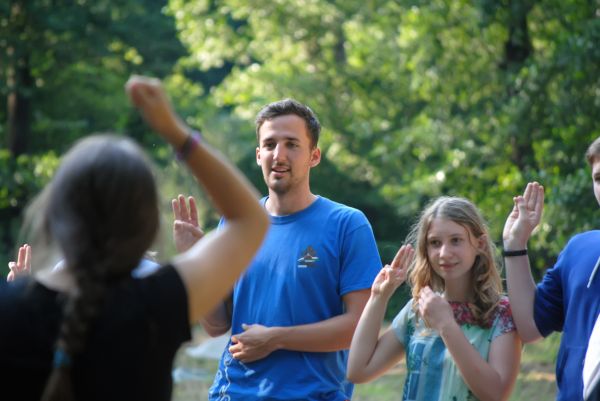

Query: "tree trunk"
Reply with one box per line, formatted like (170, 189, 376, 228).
(503, 0, 534, 170)
(6, 56, 32, 156)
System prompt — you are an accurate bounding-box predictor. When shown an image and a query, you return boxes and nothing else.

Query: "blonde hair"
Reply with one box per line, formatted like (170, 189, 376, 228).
(407, 196, 502, 326)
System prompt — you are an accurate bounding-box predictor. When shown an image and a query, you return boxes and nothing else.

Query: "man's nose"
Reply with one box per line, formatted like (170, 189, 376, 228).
(273, 144, 285, 160)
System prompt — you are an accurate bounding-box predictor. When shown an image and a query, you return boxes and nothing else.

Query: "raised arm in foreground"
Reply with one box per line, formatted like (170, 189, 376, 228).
(126, 76, 269, 323)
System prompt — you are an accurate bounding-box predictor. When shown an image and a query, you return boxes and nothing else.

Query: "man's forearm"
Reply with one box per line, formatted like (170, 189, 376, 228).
(268, 290, 369, 352)
(504, 254, 543, 343)
(269, 312, 359, 352)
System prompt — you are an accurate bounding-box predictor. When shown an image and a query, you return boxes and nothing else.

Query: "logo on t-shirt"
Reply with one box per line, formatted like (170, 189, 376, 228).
(298, 246, 319, 268)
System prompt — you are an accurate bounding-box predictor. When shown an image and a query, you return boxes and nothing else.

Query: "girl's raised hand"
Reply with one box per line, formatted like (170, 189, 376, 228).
(418, 286, 455, 332)
(371, 244, 414, 299)
(125, 75, 185, 142)
(503, 182, 544, 248)
(7, 244, 31, 282)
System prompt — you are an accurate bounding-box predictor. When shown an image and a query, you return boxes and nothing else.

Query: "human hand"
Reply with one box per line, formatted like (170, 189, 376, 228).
(172, 194, 204, 253)
(125, 75, 184, 142)
(7, 244, 31, 282)
(502, 182, 544, 249)
(371, 244, 414, 299)
(229, 323, 277, 363)
(417, 286, 455, 333)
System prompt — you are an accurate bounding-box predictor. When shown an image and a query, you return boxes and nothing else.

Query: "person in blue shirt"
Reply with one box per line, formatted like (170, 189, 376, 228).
(502, 137, 600, 401)
(176, 99, 381, 400)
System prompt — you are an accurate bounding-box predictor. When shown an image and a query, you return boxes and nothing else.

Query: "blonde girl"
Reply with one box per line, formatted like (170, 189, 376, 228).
(348, 196, 521, 401)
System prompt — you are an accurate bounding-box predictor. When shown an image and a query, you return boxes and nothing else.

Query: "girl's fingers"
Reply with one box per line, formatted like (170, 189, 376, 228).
(172, 198, 181, 220)
(188, 196, 199, 224)
(17, 246, 26, 267)
(390, 246, 405, 269)
(178, 194, 189, 221)
(23, 245, 31, 271)
(421, 286, 433, 297)
(390, 244, 414, 270)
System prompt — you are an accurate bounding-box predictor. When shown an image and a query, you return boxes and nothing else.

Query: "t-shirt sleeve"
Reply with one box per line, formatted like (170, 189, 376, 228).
(490, 297, 517, 340)
(392, 300, 414, 346)
(534, 247, 566, 337)
(140, 265, 192, 345)
(339, 212, 381, 295)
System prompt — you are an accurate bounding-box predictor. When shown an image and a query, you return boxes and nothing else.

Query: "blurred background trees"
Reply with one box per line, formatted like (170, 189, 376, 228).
(2, 0, 598, 312)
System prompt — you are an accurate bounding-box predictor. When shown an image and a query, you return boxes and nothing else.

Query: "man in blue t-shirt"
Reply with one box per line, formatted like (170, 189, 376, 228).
(503, 136, 600, 401)
(176, 99, 381, 400)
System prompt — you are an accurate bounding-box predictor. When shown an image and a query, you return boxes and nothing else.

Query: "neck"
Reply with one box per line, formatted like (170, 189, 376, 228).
(443, 277, 474, 303)
(266, 188, 317, 216)
(35, 266, 77, 294)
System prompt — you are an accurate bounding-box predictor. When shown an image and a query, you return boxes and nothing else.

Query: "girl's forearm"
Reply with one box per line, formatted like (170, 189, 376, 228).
(347, 295, 392, 383)
(439, 323, 517, 401)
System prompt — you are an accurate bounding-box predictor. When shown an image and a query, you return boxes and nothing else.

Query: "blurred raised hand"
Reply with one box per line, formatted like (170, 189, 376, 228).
(125, 75, 185, 142)
(7, 244, 31, 282)
(172, 194, 205, 252)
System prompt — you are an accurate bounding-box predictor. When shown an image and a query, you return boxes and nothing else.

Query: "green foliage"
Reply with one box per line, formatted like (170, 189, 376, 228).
(0, 0, 185, 267)
(0, 149, 59, 274)
(2, 0, 599, 284)
(170, 0, 600, 280)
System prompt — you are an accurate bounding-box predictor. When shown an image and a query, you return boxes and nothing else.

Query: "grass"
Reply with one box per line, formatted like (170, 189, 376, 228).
(172, 329, 559, 401)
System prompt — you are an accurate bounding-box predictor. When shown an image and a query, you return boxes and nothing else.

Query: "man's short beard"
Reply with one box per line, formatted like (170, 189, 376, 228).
(264, 175, 292, 195)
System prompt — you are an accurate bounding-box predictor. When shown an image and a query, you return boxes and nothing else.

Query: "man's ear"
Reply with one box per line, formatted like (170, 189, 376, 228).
(256, 146, 261, 166)
(310, 147, 321, 168)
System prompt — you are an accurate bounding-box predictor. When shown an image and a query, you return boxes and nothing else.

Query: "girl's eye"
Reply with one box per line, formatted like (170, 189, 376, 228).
(451, 237, 462, 244)
(429, 240, 441, 247)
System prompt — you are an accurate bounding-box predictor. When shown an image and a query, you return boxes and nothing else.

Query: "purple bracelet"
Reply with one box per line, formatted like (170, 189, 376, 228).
(176, 130, 203, 161)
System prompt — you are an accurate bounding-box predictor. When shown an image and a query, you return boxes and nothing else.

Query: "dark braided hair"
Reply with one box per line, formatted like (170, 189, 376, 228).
(39, 135, 160, 401)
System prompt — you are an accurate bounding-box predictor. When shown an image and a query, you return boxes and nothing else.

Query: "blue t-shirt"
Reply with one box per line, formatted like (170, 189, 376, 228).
(534, 230, 600, 401)
(209, 196, 381, 401)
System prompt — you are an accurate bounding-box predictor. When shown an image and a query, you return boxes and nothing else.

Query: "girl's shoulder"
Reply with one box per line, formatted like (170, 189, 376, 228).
(489, 296, 516, 334)
(494, 296, 512, 316)
(449, 296, 514, 329)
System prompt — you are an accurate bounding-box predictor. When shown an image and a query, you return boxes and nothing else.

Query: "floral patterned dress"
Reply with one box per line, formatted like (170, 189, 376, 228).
(392, 296, 516, 401)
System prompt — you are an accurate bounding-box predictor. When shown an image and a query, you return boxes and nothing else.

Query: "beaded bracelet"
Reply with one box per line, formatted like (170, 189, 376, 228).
(176, 130, 203, 161)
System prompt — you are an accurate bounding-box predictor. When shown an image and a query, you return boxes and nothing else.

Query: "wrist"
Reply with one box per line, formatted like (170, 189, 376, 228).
(437, 318, 459, 337)
(164, 119, 190, 148)
(370, 291, 392, 305)
(502, 248, 528, 257)
(503, 238, 528, 250)
(175, 129, 203, 161)
(269, 326, 286, 351)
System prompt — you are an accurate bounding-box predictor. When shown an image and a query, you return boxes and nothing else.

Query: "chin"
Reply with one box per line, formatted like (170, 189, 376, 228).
(268, 182, 291, 195)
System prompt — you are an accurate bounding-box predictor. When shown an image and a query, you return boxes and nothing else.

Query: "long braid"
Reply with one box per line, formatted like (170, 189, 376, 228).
(41, 258, 110, 401)
(36, 135, 160, 400)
